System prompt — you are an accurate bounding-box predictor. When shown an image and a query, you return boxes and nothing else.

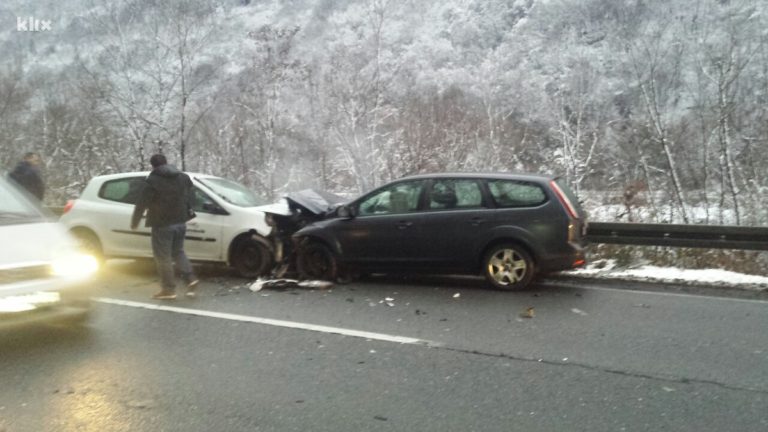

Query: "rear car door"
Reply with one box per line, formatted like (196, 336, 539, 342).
(417, 178, 489, 269)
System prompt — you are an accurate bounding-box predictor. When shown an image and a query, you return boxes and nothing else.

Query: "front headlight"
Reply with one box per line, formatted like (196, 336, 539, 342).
(50, 253, 100, 278)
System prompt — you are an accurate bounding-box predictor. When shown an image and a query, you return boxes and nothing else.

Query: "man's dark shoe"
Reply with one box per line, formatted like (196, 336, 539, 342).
(152, 291, 177, 300)
(185, 279, 199, 298)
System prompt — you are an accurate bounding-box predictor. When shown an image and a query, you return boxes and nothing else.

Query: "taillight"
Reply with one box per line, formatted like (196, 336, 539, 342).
(62, 200, 75, 214)
(549, 180, 579, 220)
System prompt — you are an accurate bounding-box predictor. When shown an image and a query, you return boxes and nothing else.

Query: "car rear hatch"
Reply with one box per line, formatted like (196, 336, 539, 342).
(548, 177, 587, 242)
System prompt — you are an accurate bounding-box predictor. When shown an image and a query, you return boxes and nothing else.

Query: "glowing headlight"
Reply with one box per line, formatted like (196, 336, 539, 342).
(50, 253, 100, 278)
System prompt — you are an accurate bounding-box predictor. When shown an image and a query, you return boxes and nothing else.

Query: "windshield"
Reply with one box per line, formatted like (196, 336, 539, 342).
(0, 177, 45, 226)
(198, 178, 267, 208)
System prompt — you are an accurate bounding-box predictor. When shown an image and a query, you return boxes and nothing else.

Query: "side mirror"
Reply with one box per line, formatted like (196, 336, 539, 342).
(337, 205, 356, 219)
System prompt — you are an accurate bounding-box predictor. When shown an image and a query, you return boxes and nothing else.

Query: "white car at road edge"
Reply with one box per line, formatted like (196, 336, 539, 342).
(1, 176, 97, 328)
(59, 172, 275, 277)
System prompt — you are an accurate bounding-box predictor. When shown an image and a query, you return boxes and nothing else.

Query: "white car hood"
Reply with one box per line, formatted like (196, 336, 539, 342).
(253, 199, 291, 216)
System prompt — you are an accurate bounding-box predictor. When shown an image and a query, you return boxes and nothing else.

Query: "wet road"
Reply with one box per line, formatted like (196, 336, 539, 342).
(1, 261, 767, 431)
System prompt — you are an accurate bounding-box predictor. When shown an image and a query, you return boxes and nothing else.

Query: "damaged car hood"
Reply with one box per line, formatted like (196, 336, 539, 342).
(256, 189, 347, 217)
(287, 189, 346, 216)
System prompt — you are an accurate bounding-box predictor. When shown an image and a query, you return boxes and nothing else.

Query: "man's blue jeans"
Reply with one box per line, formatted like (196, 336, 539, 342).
(151, 223, 194, 291)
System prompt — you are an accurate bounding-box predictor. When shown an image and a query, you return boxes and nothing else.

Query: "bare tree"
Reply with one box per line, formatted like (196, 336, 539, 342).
(153, 0, 222, 170)
(322, 0, 403, 193)
(543, 53, 606, 197)
(625, 20, 690, 223)
(0, 66, 30, 169)
(77, 0, 222, 171)
(692, 0, 764, 225)
(230, 25, 307, 198)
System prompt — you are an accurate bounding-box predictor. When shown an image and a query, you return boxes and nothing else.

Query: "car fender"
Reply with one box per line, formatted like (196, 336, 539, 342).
(473, 225, 544, 263)
(293, 224, 342, 256)
(60, 217, 108, 253)
(220, 206, 271, 249)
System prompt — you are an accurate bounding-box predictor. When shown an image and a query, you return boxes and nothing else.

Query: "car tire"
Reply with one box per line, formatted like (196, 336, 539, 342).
(231, 235, 273, 278)
(71, 229, 104, 263)
(482, 243, 535, 290)
(296, 242, 338, 281)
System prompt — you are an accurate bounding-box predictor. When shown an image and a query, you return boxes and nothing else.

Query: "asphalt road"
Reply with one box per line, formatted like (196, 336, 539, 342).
(1, 260, 767, 431)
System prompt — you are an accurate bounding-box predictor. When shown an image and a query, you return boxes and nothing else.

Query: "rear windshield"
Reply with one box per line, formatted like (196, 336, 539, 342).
(0, 177, 46, 226)
(554, 177, 585, 216)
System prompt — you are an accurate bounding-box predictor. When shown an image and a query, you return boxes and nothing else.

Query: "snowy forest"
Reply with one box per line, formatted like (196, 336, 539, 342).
(1, 0, 767, 228)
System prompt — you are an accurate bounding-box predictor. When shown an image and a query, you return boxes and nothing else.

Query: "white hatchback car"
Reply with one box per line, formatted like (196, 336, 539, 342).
(59, 172, 275, 277)
(1, 177, 97, 328)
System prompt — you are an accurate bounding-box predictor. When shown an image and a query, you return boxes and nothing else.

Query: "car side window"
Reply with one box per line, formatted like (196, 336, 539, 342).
(428, 179, 483, 210)
(358, 181, 423, 216)
(487, 180, 547, 208)
(99, 177, 146, 204)
(191, 187, 219, 213)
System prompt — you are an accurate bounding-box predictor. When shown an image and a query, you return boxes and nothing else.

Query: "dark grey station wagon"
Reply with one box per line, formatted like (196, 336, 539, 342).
(294, 173, 587, 289)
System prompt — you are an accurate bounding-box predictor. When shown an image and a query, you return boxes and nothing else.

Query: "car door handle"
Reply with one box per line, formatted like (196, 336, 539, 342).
(395, 221, 413, 230)
(469, 217, 485, 226)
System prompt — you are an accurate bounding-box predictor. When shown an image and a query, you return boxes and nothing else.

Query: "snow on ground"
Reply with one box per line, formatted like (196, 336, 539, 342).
(563, 259, 768, 291)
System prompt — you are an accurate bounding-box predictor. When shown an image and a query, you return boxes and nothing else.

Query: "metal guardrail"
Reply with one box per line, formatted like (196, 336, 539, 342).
(586, 222, 768, 251)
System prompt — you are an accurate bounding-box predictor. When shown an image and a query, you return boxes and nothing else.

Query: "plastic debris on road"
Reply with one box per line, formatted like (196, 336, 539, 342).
(520, 307, 535, 319)
(571, 308, 588, 316)
(249, 278, 266, 292)
(453, 293, 461, 298)
(249, 278, 333, 292)
(298, 280, 334, 289)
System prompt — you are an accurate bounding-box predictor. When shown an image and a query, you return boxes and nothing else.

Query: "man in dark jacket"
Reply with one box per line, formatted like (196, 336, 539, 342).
(131, 154, 199, 300)
(8, 152, 45, 200)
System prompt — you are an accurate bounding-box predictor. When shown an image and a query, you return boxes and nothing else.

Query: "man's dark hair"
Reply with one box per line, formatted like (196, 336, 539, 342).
(149, 154, 167, 168)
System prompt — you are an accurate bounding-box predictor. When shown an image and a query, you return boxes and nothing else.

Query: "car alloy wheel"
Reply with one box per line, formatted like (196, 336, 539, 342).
(296, 242, 338, 281)
(483, 244, 534, 290)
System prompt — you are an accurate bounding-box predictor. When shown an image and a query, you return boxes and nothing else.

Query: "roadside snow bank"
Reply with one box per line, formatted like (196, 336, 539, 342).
(564, 260, 768, 290)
